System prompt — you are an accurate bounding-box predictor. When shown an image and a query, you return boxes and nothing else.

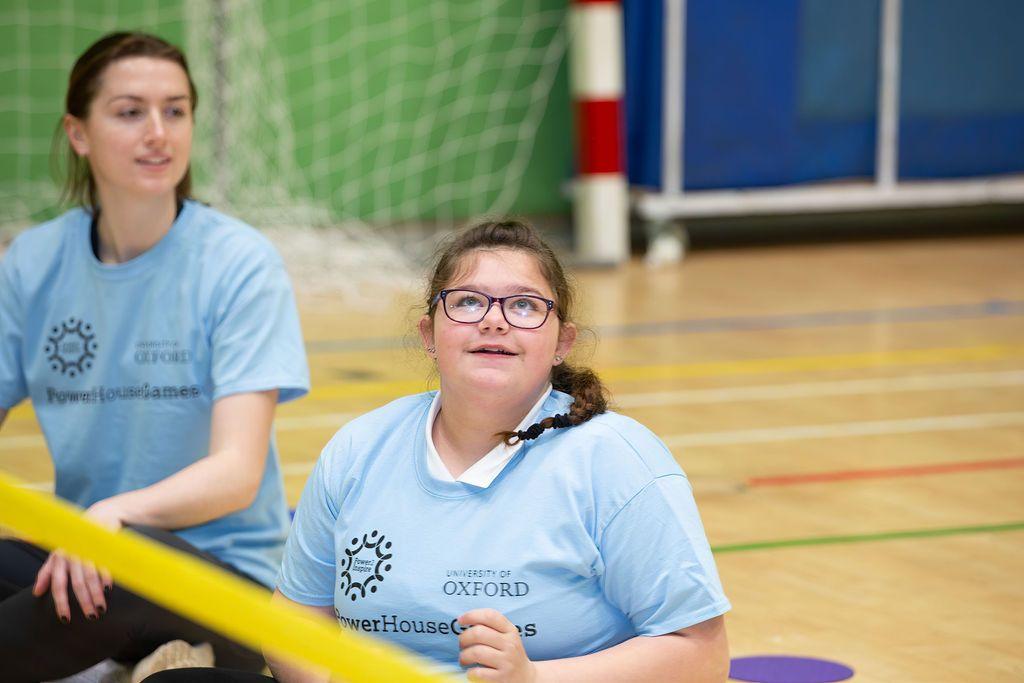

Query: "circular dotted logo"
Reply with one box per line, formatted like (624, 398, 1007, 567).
(339, 529, 393, 601)
(46, 317, 97, 377)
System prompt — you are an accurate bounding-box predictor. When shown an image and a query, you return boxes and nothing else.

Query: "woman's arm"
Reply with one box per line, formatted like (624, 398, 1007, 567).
(91, 389, 279, 529)
(265, 589, 336, 683)
(33, 389, 280, 623)
(459, 610, 729, 683)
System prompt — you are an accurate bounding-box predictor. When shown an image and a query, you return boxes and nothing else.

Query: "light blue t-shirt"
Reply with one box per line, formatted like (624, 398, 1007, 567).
(0, 200, 310, 587)
(278, 390, 730, 669)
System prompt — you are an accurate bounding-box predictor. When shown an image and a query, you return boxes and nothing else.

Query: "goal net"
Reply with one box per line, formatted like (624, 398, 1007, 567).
(0, 0, 568, 300)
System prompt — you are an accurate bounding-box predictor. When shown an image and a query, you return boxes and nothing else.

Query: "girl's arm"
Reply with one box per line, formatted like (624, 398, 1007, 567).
(459, 609, 728, 683)
(533, 616, 728, 682)
(265, 589, 336, 683)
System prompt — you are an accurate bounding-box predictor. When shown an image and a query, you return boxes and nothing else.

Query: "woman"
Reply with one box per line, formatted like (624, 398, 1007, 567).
(153, 220, 730, 682)
(0, 32, 309, 680)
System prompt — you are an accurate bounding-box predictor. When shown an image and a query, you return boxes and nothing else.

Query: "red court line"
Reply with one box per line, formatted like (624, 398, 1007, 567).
(748, 457, 1024, 487)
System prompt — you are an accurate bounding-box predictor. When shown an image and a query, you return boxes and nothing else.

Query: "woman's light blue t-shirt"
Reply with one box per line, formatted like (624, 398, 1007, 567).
(0, 200, 310, 586)
(278, 390, 730, 668)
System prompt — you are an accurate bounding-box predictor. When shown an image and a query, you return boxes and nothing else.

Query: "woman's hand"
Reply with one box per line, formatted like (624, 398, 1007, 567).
(458, 608, 537, 683)
(31, 499, 123, 623)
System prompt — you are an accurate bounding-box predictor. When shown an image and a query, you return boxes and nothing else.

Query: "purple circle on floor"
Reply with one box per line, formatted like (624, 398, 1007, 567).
(729, 655, 854, 683)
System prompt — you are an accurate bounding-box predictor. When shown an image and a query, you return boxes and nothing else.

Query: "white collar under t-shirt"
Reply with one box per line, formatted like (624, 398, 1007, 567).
(424, 384, 552, 488)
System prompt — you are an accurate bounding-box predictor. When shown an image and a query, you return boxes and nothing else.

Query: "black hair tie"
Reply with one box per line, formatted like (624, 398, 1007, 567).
(523, 423, 546, 440)
(514, 413, 573, 442)
(550, 413, 573, 429)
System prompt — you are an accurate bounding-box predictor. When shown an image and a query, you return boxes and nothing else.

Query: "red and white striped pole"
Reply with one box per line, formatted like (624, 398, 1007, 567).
(569, 0, 628, 265)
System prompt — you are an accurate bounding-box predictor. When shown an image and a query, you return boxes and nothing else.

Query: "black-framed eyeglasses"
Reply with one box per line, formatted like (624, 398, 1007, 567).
(433, 288, 555, 329)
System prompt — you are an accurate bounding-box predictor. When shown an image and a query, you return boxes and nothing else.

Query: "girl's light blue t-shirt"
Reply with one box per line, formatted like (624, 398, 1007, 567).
(279, 390, 730, 668)
(0, 200, 310, 586)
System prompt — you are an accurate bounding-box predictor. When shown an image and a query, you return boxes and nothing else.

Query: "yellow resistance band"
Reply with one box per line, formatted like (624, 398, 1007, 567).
(0, 472, 449, 682)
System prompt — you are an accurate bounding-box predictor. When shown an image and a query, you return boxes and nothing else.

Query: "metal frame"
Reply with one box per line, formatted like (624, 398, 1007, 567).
(661, 0, 685, 195)
(636, 0, 1024, 224)
(876, 0, 901, 189)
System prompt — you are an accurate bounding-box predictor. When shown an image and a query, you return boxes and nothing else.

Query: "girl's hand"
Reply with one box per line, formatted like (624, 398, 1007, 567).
(458, 608, 537, 683)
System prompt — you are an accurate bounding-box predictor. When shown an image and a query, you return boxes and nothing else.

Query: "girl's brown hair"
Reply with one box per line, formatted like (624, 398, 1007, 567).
(425, 219, 608, 444)
(56, 31, 198, 211)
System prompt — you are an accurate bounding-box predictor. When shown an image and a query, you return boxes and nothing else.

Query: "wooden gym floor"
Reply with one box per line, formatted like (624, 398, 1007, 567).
(2, 233, 1022, 681)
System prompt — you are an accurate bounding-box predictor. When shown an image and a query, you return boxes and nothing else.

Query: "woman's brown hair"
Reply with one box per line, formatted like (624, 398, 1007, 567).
(55, 31, 198, 212)
(425, 219, 609, 444)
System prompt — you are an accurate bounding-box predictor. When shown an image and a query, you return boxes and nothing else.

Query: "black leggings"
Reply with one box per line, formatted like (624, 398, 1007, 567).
(143, 668, 274, 682)
(0, 526, 266, 682)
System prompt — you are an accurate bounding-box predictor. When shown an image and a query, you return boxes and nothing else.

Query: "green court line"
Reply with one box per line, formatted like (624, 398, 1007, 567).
(712, 521, 1024, 554)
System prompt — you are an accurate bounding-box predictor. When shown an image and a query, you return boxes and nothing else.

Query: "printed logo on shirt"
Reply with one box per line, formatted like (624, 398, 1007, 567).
(46, 317, 97, 378)
(334, 611, 538, 639)
(134, 339, 194, 365)
(44, 383, 203, 405)
(339, 529, 393, 602)
(442, 568, 530, 598)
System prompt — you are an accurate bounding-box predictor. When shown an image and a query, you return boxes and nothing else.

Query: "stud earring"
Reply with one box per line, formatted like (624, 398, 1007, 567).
(553, 355, 563, 363)
(426, 346, 436, 354)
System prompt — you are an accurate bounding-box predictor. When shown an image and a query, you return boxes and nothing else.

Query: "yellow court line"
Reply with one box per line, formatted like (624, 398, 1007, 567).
(0, 473, 448, 683)
(307, 343, 1024, 401)
(596, 343, 1024, 382)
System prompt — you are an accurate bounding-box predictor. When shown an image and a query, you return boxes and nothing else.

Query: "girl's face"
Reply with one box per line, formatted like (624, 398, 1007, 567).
(64, 57, 193, 204)
(420, 248, 576, 406)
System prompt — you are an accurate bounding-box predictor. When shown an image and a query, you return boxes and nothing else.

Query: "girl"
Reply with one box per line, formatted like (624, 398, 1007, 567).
(154, 220, 729, 682)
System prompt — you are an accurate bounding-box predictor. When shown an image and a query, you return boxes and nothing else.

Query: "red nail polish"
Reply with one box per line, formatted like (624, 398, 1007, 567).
(97, 605, 106, 615)
(87, 613, 98, 621)
(60, 616, 70, 624)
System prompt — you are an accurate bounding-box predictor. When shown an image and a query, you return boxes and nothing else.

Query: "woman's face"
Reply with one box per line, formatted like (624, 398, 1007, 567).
(65, 57, 193, 203)
(420, 248, 576, 406)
